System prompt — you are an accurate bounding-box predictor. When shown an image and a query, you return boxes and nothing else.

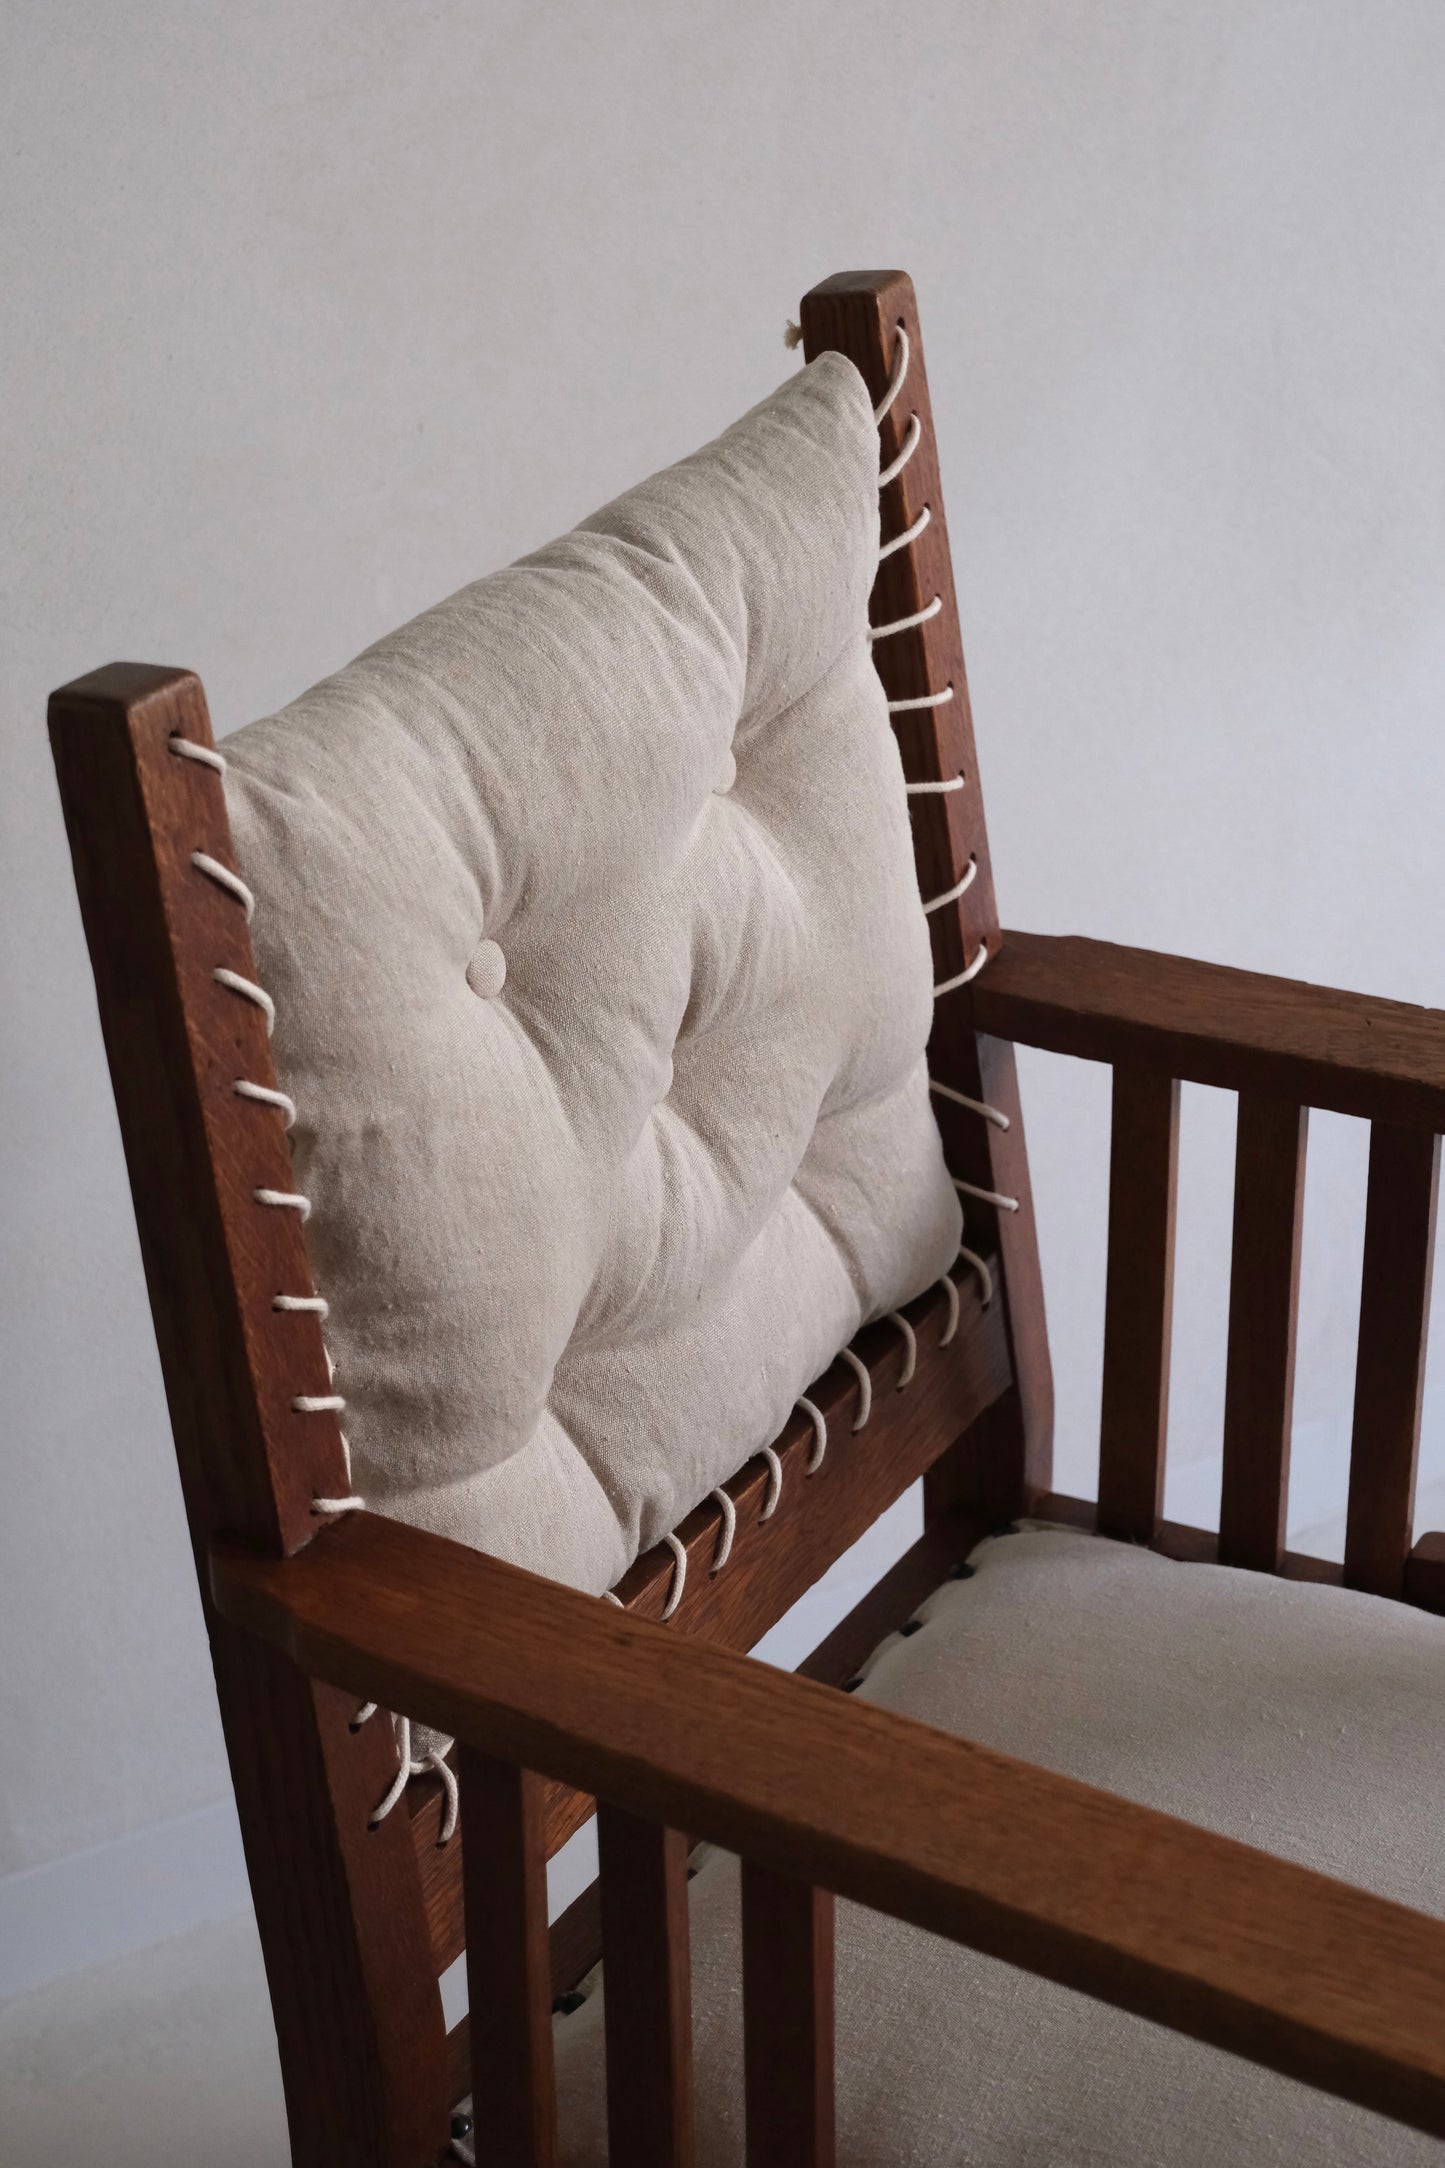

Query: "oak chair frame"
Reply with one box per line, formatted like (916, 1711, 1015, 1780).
(49, 269, 1445, 2168)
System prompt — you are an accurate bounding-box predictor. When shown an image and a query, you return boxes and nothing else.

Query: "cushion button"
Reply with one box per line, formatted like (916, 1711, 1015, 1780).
(466, 939, 507, 999)
(712, 750, 737, 795)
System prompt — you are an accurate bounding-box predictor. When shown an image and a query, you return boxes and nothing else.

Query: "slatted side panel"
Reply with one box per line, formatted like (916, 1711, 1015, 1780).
(1219, 1098, 1309, 1572)
(597, 1807, 695, 2167)
(1345, 1124, 1441, 1598)
(742, 1864, 836, 2168)
(1097, 1069, 1180, 1544)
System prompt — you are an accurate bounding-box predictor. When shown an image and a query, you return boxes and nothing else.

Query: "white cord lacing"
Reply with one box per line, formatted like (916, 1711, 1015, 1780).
(709, 1487, 737, 1573)
(930, 1076, 1009, 1130)
(878, 413, 922, 488)
(168, 731, 410, 1823)
(952, 1175, 1020, 1213)
(798, 1395, 828, 1472)
(870, 595, 941, 643)
(236, 1079, 297, 1125)
(879, 504, 931, 561)
(865, 323, 1027, 1327)
(659, 1531, 688, 1619)
(888, 686, 954, 714)
(367, 1715, 460, 1845)
(839, 1346, 872, 1431)
(886, 1311, 917, 1387)
(933, 945, 991, 996)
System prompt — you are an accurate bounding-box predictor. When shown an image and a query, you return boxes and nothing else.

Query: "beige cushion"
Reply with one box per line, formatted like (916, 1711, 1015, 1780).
(221, 354, 960, 1593)
(552, 1527, 1445, 2164)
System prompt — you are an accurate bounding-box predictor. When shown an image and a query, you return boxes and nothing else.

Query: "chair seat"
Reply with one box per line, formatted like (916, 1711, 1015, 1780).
(551, 1524, 1445, 2165)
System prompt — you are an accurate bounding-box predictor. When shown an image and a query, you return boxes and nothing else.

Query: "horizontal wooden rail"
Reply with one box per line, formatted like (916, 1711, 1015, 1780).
(972, 932, 1445, 1129)
(1034, 1491, 1342, 1586)
(213, 1510, 1445, 2140)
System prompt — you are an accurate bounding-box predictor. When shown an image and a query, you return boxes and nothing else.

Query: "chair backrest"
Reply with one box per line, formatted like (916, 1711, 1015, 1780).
(47, 269, 1052, 2168)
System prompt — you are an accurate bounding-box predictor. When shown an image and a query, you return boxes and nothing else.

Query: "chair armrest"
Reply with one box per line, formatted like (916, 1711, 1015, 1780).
(212, 1511, 1445, 2137)
(972, 930, 1445, 1128)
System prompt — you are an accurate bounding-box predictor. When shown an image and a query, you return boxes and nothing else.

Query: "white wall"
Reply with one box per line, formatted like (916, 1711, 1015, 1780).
(4, 0, 1444, 1974)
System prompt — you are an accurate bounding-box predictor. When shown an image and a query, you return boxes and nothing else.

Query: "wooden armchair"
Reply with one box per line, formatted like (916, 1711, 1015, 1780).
(50, 270, 1445, 2167)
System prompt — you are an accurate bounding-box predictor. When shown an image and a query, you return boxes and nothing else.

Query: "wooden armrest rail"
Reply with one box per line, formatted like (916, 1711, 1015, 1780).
(974, 931, 1445, 1128)
(212, 1510, 1445, 2139)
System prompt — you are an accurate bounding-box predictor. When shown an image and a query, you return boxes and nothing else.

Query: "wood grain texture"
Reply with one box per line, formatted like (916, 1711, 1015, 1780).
(742, 1865, 835, 2168)
(459, 1751, 556, 2166)
(974, 930, 1445, 1130)
(410, 1265, 1011, 1972)
(215, 1509, 1445, 2142)
(1098, 1069, 1180, 1544)
(49, 666, 448, 2168)
(1219, 1099, 1309, 1572)
(801, 270, 1053, 1517)
(1345, 1125, 1441, 1598)
(598, 1809, 695, 2168)
(1036, 1491, 1343, 1587)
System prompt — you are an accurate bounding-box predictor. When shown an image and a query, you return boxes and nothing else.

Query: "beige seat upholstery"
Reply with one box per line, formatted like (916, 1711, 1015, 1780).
(551, 1525, 1445, 2165)
(220, 355, 960, 1597)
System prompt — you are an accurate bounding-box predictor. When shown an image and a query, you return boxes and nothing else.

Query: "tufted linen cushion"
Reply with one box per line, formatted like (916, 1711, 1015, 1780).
(221, 353, 961, 1593)
(551, 1525, 1445, 2165)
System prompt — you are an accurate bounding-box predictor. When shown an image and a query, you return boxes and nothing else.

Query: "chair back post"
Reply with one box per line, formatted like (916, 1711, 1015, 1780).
(800, 272, 1053, 1522)
(49, 665, 450, 2168)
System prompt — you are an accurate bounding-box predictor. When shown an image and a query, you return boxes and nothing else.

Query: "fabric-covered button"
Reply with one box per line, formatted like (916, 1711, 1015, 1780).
(712, 749, 737, 795)
(466, 938, 507, 999)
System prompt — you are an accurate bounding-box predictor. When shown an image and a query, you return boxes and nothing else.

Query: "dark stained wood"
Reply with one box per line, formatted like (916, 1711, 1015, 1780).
(801, 270, 1053, 1522)
(410, 1264, 1011, 1973)
(742, 1865, 835, 2168)
(525, 1510, 998, 2034)
(215, 1509, 1445, 2142)
(1345, 1125, 1441, 1598)
(611, 1271, 1008, 1632)
(50, 666, 350, 1555)
(597, 1808, 694, 2168)
(1037, 1490, 1343, 1589)
(49, 667, 448, 2168)
(458, 1750, 556, 2167)
(1404, 1531, 1445, 1617)
(974, 930, 1445, 1131)
(1098, 1069, 1180, 1544)
(1219, 1098, 1309, 1571)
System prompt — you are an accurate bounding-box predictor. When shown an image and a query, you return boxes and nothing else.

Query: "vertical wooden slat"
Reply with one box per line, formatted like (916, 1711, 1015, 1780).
(1344, 1122, 1441, 1598)
(800, 270, 1054, 1524)
(459, 1749, 557, 2167)
(1098, 1068, 1181, 1543)
(597, 1806, 694, 2167)
(741, 1863, 835, 2168)
(1219, 1097, 1309, 1571)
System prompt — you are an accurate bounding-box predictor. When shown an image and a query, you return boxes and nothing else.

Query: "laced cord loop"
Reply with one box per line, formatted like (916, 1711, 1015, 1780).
(839, 1346, 872, 1431)
(797, 1395, 828, 1473)
(166, 733, 360, 1539)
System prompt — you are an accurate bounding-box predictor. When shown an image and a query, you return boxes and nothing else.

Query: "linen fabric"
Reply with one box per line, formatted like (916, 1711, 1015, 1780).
(222, 353, 960, 1592)
(552, 1525, 1445, 2164)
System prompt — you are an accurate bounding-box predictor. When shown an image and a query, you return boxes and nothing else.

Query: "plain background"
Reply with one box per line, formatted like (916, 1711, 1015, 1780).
(4, 0, 1444, 1985)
